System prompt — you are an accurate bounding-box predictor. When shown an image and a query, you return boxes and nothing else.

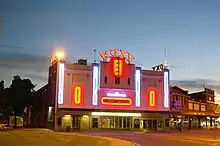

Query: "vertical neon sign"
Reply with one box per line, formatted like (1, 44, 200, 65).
(113, 59, 123, 77)
(58, 63, 64, 104)
(93, 65, 99, 105)
(73, 86, 82, 105)
(135, 69, 141, 107)
(164, 70, 169, 108)
(148, 89, 157, 108)
(149, 90, 155, 107)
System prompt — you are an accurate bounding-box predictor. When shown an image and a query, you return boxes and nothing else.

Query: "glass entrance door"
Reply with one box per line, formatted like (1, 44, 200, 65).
(99, 116, 131, 129)
(153, 120, 157, 130)
(72, 117, 80, 130)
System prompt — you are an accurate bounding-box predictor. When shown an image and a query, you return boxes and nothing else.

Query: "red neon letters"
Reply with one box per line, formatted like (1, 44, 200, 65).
(100, 48, 135, 64)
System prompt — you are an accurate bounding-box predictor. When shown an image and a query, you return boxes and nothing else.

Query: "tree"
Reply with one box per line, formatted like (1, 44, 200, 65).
(10, 75, 35, 127)
(0, 80, 4, 120)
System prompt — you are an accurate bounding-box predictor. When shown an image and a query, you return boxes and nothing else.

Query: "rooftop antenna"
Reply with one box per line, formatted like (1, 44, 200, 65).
(164, 46, 168, 69)
(93, 48, 96, 63)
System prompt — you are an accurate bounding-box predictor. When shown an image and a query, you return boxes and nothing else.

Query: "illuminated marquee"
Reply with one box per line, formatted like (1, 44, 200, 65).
(101, 97, 132, 106)
(106, 92, 127, 97)
(73, 85, 82, 105)
(148, 89, 157, 108)
(100, 48, 135, 64)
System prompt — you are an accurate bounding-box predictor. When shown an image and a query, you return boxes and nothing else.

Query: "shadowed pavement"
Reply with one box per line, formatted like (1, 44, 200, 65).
(79, 130, 220, 146)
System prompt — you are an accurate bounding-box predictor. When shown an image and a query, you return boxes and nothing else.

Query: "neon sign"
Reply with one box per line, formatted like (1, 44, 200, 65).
(152, 63, 167, 71)
(135, 69, 141, 107)
(92, 65, 99, 105)
(113, 58, 123, 77)
(58, 63, 64, 104)
(106, 92, 127, 97)
(149, 90, 156, 107)
(101, 97, 132, 106)
(73, 85, 82, 105)
(100, 48, 135, 64)
(148, 89, 157, 108)
(164, 70, 169, 108)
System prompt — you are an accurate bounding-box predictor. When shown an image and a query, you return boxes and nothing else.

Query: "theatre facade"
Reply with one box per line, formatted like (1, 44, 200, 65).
(44, 48, 170, 132)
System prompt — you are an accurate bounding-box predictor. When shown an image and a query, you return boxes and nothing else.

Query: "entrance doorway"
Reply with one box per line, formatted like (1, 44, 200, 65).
(143, 120, 158, 131)
(97, 116, 131, 129)
(72, 116, 80, 131)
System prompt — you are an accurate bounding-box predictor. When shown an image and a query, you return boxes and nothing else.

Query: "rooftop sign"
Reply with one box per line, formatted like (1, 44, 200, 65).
(100, 48, 135, 64)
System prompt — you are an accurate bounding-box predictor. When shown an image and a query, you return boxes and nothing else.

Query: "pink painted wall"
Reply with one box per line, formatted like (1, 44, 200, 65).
(58, 63, 170, 111)
(141, 70, 169, 111)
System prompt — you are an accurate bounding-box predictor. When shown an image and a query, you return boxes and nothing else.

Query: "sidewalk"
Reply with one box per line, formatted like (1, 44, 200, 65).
(59, 132, 140, 146)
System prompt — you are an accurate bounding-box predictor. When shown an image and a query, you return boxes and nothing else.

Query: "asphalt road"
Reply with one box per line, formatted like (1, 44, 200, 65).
(81, 130, 220, 146)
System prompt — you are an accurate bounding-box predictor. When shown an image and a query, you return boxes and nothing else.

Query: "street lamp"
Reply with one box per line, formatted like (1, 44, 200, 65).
(55, 51, 64, 60)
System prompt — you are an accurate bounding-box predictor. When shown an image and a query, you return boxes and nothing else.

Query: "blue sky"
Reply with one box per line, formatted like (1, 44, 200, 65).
(0, 0, 220, 101)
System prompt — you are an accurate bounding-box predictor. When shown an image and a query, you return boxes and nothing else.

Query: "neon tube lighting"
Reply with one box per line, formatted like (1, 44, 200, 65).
(135, 69, 141, 107)
(101, 97, 132, 106)
(92, 66, 99, 105)
(106, 92, 127, 97)
(91, 112, 141, 117)
(149, 90, 155, 107)
(58, 63, 64, 104)
(74, 86, 81, 104)
(164, 71, 169, 108)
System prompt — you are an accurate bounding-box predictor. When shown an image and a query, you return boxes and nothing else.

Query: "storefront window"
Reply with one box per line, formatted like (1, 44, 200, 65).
(96, 116, 131, 129)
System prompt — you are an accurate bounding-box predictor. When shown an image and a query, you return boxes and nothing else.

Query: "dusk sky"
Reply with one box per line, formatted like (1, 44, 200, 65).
(0, 0, 220, 102)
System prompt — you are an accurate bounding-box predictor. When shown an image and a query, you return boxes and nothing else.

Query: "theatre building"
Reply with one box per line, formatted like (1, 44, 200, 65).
(45, 48, 170, 132)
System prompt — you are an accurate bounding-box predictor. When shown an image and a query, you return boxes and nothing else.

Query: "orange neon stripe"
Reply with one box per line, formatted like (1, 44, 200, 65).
(101, 97, 132, 106)
(149, 90, 155, 107)
(73, 86, 81, 105)
(113, 59, 123, 77)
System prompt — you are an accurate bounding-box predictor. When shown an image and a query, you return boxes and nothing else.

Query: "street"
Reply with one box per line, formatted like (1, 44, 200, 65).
(80, 130, 220, 146)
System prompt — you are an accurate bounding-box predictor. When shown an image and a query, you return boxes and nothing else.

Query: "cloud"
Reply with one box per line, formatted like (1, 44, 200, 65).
(0, 44, 24, 50)
(171, 79, 220, 94)
(22, 73, 47, 82)
(0, 52, 50, 72)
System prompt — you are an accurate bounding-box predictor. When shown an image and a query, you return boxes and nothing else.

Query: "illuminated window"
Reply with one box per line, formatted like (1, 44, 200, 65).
(113, 59, 123, 77)
(73, 85, 82, 105)
(149, 90, 156, 107)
